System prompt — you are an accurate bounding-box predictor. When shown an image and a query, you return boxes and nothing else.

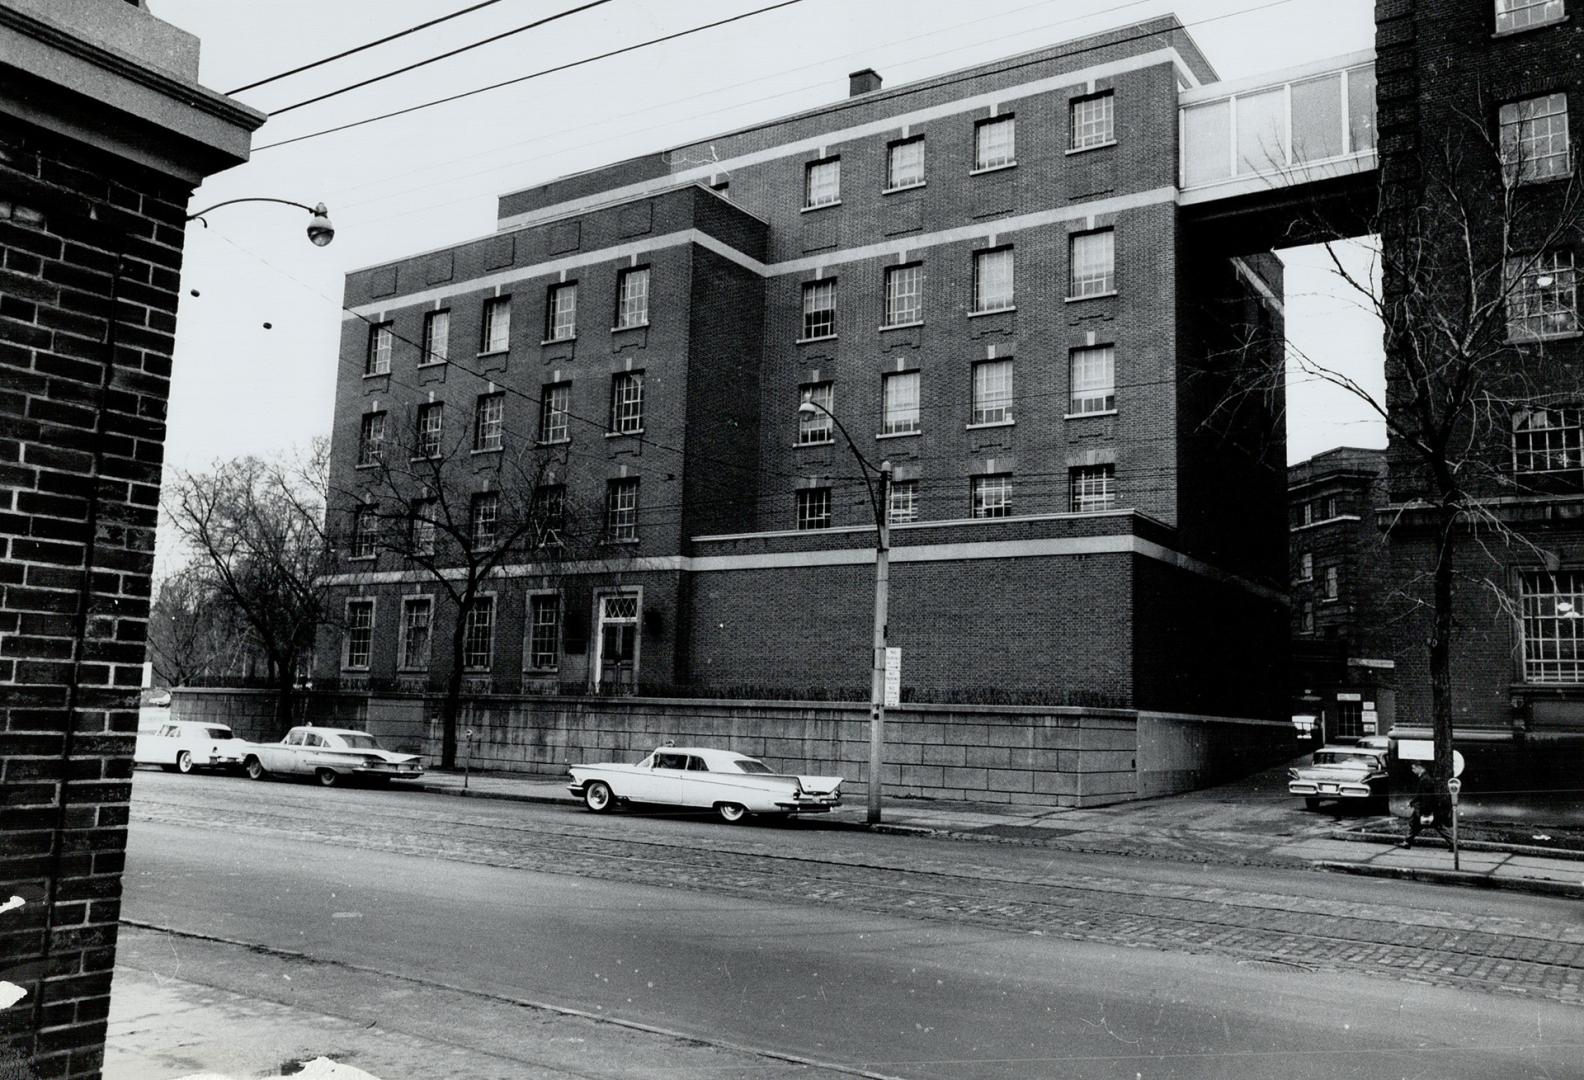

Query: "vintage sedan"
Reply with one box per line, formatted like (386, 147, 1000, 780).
(1288, 744, 1390, 810)
(568, 746, 843, 823)
(134, 720, 245, 774)
(240, 726, 425, 787)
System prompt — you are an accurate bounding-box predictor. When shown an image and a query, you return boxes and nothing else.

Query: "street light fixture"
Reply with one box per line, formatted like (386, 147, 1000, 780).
(797, 398, 892, 825)
(186, 197, 335, 247)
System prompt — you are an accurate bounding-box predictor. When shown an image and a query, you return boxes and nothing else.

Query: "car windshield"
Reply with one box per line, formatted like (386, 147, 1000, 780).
(1313, 751, 1380, 767)
(205, 728, 233, 740)
(337, 733, 380, 749)
(733, 759, 773, 774)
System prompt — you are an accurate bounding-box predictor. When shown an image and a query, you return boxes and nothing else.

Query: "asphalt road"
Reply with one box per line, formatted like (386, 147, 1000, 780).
(113, 769, 1584, 1079)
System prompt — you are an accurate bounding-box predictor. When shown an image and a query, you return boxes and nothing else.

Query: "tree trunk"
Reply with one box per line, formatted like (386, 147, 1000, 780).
(440, 617, 467, 768)
(1429, 505, 1457, 797)
(271, 653, 295, 738)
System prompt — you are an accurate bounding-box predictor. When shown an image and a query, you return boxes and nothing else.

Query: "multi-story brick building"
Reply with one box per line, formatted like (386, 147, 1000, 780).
(1287, 447, 1393, 742)
(319, 17, 1293, 777)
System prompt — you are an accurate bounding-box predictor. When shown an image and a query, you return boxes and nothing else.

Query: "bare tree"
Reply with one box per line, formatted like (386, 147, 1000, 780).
(145, 561, 251, 687)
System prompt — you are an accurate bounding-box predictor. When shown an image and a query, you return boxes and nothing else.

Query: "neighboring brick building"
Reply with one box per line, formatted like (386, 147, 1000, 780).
(0, 1, 259, 1075)
(319, 16, 1292, 768)
(1287, 447, 1393, 742)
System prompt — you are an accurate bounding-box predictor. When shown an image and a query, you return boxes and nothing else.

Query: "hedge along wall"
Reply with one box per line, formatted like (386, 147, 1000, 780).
(172, 690, 1294, 807)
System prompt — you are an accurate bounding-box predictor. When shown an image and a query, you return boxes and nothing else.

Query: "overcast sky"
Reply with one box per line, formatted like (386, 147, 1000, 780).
(145, 0, 1385, 483)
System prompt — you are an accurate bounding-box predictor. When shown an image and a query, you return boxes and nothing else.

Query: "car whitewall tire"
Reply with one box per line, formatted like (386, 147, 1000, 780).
(583, 780, 613, 813)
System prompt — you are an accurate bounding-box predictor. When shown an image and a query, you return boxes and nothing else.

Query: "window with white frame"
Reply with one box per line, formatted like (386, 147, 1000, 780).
(1070, 91, 1115, 150)
(971, 359, 1013, 425)
(1514, 407, 1584, 481)
(971, 474, 1011, 518)
(974, 115, 1015, 170)
(1323, 565, 1340, 601)
(972, 247, 1014, 313)
(1297, 551, 1313, 582)
(470, 491, 498, 548)
(545, 283, 576, 341)
(882, 370, 921, 435)
(411, 498, 436, 556)
(804, 157, 840, 207)
(1069, 229, 1115, 298)
(357, 411, 385, 466)
(1299, 600, 1315, 634)
(365, 322, 392, 375)
(1070, 464, 1116, 512)
(527, 593, 560, 671)
(616, 267, 650, 329)
(1521, 570, 1584, 682)
(1496, 0, 1565, 33)
(606, 478, 639, 542)
(796, 487, 832, 530)
(481, 296, 511, 353)
(798, 382, 833, 444)
(350, 506, 377, 559)
(1505, 251, 1579, 339)
(473, 392, 504, 451)
(422, 309, 449, 364)
(888, 479, 918, 523)
(610, 371, 644, 434)
(1069, 345, 1116, 414)
(539, 382, 570, 443)
(463, 595, 495, 671)
(1500, 94, 1571, 183)
(415, 402, 442, 458)
(886, 137, 925, 189)
(343, 600, 374, 670)
(535, 483, 566, 546)
(802, 279, 836, 339)
(884, 263, 923, 326)
(399, 596, 432, 670)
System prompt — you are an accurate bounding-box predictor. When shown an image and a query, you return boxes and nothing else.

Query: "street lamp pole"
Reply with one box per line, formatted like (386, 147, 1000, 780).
(186, 197, 336, 247)
(798, 399, 890, 824)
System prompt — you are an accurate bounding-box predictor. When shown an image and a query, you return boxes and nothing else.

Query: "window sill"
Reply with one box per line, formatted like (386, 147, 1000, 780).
(968, 305, 1015, 318)
(539, 336, 576, 346)
(796, 438, 835, 448)
(536, 437, 572, 447)
(396, 668, 430, 675)
(969, 162, 1017, 176)
(877, 430, 921, 440)
(1065, 290, 1118, 303)
(1321, 597, 1341, 605)
(603, 538, 641, 546)
(1492, 14, 1569, 37)
(340, 667, 371, 674)
(880, 320, 924, 332)
(1507, 168, 1576, 187)
(355, 462, 380, 470)
(801, 200, 842, 213)
(524, 667, 560, 675)
(362, 370, 389, 379)
(477, 348, 509, 359)
(348, 555, 376, 563)
(1064, 408, 1117, 420)
(797, 333, 838, 344)
(408, 454, 441, 463)
(471, 447, 503, 456)
(966, 419, 1015, 430)
(417, 359, 447, 368)
(1066, 140, 1117, 156)
(882, 181, 926, 195)
(1293, 577, 1313, 585)
(605, 429, 645, 439)
(1507, 329, 1583, 345)
(612, 321, 649, 332)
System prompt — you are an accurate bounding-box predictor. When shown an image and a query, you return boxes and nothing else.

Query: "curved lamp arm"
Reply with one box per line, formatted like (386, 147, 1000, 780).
(186, 197, 335, 247)
(797, 398, 886, 530)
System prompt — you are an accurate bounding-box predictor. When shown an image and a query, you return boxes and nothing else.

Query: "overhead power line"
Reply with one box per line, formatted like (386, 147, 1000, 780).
(227, 0, 511, 96)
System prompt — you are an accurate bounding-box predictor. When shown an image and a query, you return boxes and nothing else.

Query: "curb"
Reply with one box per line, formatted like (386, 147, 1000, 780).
(1329, 828, 1584, 862)
(1315, 859, 1584, 899)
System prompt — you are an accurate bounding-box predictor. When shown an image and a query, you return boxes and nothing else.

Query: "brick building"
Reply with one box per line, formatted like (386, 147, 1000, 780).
(1287, 447, 1393, 742)
(0, 1, 259, 1075)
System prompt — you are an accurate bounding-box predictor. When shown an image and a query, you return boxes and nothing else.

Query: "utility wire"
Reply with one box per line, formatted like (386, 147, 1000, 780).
(227, 0, 511, 95)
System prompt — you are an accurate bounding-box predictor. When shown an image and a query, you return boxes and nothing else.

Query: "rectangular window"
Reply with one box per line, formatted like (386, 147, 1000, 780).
(616, 267, 650, 329)
(884, 263, 923, 326)
(1300, 600, 1315, 634)
(886, 137, 925, 189)
(539, 382, 570, 443)
(1070, 91, 1115, 150)
(545, 282, 577, 341)
(357, 411, 385, 466)
(971, 359, 1014, 425)
(1323, 565, 1340, 600)
(801, 279, 836, 339)
(610, 371, 645, 434)
(1505, 251, 1579, 339)
(1069, 345, 1116, 414)
(974, 115, 1015, 170)
(798, 382, 833, 445)
(411, 498, 436, 556)
(536, 483, 566, 546)
(1069, 229, 1116, 298)
(796, 487, 832, 530)
(1297, 551, 1313, 582)
(343, 600, 374, 670)
(888, 479, 918, 524)
(527, 594, 560, 671)
(606, 478, 639, 542)
(971, 474, 1011, 519)
(1521, 570, 1584, 682)
(1500, 93, 1571, 182)
(972, 247, 1014, 313)
(463, 596, 495, 671)
(415, 402, 442, 458)
(399, 597, 432, 671)
(1496, 0, 1565, 32)
(350, 506, 377, 559)
(365, 323, 392, 376)
(422, 309, 449, 364)
(470, 491, 499, 548)
(1070, 464, 1116, 512)
(804, 157, 840, 207)
(481, 296, 511, 353)
(474, 392, 504, 451)
(1514, 407, 1584, 482)
(882, 370, 921, 435)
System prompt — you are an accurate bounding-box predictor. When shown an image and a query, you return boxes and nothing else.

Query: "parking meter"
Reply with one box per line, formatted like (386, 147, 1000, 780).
(1447, 777, 1462, 869)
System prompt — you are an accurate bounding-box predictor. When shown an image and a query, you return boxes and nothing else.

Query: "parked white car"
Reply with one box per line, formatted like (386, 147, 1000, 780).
(568, 746, 843, 823)
(240, 726, 425, 787)
(134, 720, 244, 774)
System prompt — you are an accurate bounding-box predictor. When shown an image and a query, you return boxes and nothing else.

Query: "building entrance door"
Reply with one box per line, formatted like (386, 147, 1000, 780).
(595, 594, 638, 689)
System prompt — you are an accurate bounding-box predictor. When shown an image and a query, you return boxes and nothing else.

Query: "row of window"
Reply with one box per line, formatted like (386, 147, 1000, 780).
(343, 592, 564, 673)
(794, 465, 1116, 530)
(802, 91, 1114, 208)
(1290, 495, 1344, 529)
(1496, 0, 1565, 36)
(1292, 552, 1342, 597)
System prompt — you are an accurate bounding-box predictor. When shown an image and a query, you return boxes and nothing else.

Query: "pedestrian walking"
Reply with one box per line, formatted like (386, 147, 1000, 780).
(1399, 762, 1452, 848)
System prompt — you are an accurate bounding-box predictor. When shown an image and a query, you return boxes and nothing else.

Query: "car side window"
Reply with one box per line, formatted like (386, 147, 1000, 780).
(686, 756, 708, 772)
(285, 730, 305, 746)
(158, 725, 178, 738)
(303, 733, 324, 747)
(653, 752, 686, 770)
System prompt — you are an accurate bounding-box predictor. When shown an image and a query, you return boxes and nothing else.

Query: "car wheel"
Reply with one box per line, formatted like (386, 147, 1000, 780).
(244, 757, 267, 781)
(717, 802, 748, 824)
(583, 780, 613, 813)
(1304, 797, 1321, 811)
(176, 751, 194, 774)
(316, 768, 340, 787)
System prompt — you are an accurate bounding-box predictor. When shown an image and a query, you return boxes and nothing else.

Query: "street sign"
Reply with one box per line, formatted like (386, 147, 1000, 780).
(883, 647, 901, 707)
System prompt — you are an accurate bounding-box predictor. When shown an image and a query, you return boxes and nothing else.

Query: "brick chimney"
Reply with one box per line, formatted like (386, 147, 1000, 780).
(849, 68, 882, 97)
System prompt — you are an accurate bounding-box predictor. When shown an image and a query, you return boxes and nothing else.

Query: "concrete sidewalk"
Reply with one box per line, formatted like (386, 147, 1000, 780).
(419, 766, 1584, 899)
